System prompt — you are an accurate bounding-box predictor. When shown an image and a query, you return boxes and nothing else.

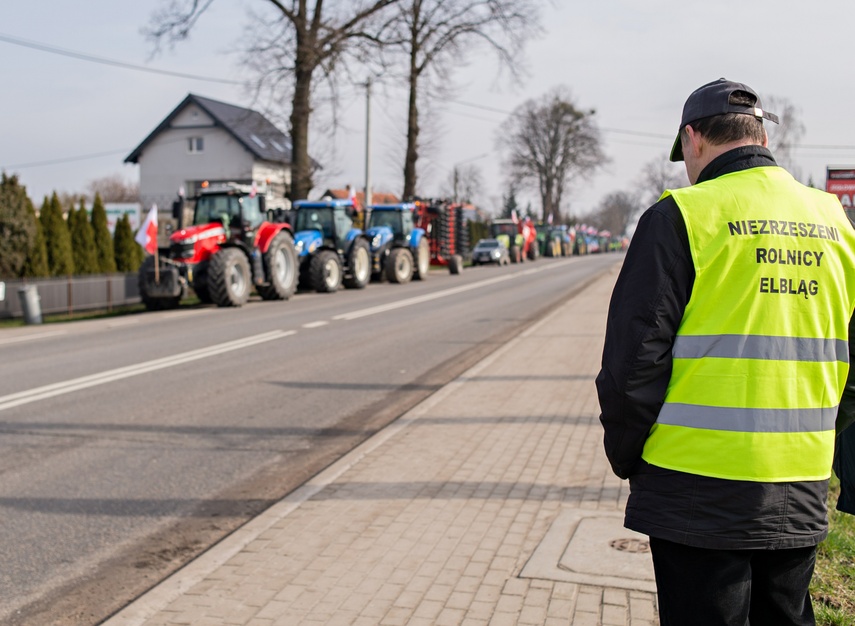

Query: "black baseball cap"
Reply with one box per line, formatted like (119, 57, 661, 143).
(669, 78, 779, 162)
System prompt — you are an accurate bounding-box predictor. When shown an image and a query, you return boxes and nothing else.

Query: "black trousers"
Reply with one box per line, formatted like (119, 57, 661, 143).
(649, 537, 817, 626)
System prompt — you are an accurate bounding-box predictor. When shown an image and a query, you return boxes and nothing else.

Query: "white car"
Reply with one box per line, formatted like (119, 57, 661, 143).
(471, 239, 510, 266)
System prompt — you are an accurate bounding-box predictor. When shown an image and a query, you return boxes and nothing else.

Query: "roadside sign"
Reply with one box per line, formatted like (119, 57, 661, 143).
(826, 167, 855, 224)
(104, 203, 141, 234)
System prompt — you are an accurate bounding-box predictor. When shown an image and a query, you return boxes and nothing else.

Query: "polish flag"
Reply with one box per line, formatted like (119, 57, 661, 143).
(511, 209, 519, 225)
(135, 204, 158, 254)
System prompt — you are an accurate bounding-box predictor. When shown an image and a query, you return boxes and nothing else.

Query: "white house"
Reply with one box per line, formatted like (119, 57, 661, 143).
(125, 94, 297, 237)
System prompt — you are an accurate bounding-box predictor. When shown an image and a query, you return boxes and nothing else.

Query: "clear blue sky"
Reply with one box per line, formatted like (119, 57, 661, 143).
(2, 0, 854, 219)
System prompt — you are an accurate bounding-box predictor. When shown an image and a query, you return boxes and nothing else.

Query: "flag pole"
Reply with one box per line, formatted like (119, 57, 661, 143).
(154, 245, 160, 284)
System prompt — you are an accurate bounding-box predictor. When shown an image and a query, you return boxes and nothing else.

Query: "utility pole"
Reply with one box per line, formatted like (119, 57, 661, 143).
(364, 78, 372, 207)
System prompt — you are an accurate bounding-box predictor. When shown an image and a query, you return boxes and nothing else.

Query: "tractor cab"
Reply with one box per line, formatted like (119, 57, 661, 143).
(367, 205, 415, 241)
(193, 183, 265, 243)
(293, 200, 356, 253)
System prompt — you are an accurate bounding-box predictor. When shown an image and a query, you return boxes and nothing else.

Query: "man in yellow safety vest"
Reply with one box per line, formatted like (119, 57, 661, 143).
(597, 78, 855, 625)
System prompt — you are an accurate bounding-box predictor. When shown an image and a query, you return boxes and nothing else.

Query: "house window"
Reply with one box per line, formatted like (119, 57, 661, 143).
(187, 137, 204, 153)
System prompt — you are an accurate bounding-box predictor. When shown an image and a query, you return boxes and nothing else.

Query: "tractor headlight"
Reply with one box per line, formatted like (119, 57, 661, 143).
(295, 240, 305, 254)
(372, 234, 383, 248)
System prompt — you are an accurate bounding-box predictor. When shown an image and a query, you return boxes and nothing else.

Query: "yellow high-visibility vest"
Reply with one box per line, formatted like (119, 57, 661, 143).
(642, 166, 855, 482)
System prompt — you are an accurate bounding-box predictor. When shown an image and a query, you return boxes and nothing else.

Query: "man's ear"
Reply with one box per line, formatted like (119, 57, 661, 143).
(762, 128, 769, 148)
(684, 124, 703, 158)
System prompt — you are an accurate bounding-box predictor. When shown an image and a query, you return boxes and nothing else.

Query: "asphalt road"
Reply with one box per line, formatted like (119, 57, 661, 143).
(0, 253, 621, 625)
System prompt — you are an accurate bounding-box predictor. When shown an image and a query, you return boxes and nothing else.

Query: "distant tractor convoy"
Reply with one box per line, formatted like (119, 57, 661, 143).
(137, 181, 621, 311)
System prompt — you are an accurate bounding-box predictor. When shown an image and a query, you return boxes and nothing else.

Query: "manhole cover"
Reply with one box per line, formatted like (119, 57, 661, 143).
(609, 537, 650, 553)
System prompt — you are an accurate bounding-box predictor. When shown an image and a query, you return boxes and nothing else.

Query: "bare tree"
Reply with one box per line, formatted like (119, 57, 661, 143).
(382, 0, 541, 199)
(145, 0, 400, 200)
(87, 174, 140, 203)
(590, 191, 639, 236)
(441, 163, 483, 203)
(636, 155, 687, 207)
(764, 95, 806, 180)
(498, 86, 605, 224)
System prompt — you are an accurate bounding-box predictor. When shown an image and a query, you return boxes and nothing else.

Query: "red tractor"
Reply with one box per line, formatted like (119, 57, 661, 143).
(412, 199, 470, 274)
(138, 181, 298, 309)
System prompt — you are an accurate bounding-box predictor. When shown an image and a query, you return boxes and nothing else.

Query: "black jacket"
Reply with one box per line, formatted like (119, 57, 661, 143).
(835, 316, 855, 515)
(596, 146, 855, 549)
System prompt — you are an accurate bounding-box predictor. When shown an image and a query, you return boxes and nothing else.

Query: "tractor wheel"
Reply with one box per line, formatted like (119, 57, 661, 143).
(208, 248, 251, 307)
(138, 256, 181, 311)
(344, 239, 371, 289)
(309, 250, 342, 293)
(413, 238, 430, 281)
(528, 244, 539, 261)
(448, 254, 463, 275)
(258, 231, 298, 300)
(386, 247, 414, 284)
(509, 245, 520, 264)
(192, 261, 212, 304)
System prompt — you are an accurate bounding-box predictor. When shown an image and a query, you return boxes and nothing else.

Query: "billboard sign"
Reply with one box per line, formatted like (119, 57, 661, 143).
(104, 203, 141, 234)
(826, 167, 855, 224)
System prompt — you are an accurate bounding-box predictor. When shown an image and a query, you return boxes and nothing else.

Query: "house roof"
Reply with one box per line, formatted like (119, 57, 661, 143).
(323, 189, 400, 206)
(125, 94, 294, 165)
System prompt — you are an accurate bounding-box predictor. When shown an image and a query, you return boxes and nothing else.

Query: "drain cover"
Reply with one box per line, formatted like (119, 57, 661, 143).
(609, 537, 649, 553)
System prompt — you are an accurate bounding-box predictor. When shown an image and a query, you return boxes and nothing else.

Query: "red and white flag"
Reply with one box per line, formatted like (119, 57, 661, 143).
(511, 209, 519, 225)
(135, 204, 158, 254)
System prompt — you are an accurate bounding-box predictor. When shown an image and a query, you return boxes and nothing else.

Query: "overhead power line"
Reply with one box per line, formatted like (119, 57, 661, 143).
(1, 149, 130, 170)
(0, 32, 241, 85)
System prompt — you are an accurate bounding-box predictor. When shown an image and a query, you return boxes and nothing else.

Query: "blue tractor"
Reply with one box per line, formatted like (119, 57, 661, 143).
(292, 199, 372, 292)
(365, 203, 430, 283)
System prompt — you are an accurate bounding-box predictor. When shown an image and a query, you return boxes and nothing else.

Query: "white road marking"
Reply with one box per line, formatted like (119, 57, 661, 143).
(0, 330, 296, 413)
(333, 262, 564, 321)
(0, 330, 67, 346)
(302, 321, 329, 329)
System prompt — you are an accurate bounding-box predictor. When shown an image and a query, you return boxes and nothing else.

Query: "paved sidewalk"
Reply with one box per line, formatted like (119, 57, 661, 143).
(105, 264, 659, 626)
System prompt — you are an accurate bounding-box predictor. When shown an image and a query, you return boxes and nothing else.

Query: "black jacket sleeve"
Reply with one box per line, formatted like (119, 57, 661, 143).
(595, 197, 694, 479)
(834, 315, 855, 514)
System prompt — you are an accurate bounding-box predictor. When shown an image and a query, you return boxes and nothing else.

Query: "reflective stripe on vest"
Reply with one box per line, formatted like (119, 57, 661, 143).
(673, 334, 849, 363)
(641, 166, 855, 482)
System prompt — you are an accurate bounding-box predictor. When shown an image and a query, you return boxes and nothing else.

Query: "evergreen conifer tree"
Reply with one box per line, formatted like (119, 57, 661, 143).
(0, 173, 36, 278)
(70, 199, 99, 274)
(23, 200, 49, 278)
(501, 183, 519, 220)
(90, 193, 116, 273)
(113, 213, 141, 272)
(40, 192, 74, 276)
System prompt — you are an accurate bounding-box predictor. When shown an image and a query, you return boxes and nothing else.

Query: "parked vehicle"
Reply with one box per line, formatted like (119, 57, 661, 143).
(365, 203, 430, 283)
(292, 199, 372, 292)
(471, 238, 510, 266)
(138, 181, 297, 309)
